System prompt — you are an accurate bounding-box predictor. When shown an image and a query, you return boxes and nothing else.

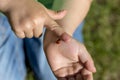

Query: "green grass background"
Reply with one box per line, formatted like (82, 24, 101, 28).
(84, 0, 120, 80)
(27, 0, 120, 80)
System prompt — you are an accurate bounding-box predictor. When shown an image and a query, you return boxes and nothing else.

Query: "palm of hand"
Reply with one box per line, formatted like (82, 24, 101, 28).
(44, 38, 92, 80)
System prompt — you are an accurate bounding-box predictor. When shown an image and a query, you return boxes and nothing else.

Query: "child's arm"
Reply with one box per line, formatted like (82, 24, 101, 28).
(44, 0, 93, 49)
(44, 0, 96, 79)
(52, 0, 92, 35)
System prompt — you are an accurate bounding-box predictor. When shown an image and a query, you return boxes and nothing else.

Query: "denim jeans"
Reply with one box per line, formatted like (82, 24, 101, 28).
(0, 13, 83, 80)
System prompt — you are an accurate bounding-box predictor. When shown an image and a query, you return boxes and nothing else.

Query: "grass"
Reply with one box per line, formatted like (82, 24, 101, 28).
(27, 0, 120, 80)
(84, 0, 120, 80)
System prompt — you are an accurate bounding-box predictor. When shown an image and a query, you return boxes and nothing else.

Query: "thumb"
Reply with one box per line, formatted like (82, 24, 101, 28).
(46, 9, 67, 20)
(45, 18, 71, 41)
(78, 47, 96, 73)
(84, 60, 96, 73)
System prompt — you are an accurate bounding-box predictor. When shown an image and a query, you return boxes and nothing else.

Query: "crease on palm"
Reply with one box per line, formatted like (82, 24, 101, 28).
(45, 38, 85, 77)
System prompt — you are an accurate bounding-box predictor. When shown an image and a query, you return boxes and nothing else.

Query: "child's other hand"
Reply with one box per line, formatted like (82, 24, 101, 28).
(2, 0, 66, 38)
(44, 33, 96, 80)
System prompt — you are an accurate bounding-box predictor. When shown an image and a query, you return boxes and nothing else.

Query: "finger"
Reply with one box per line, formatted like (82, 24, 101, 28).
(58, 77, 67, 80)
(13, 29, 25, 38)
(72, 62, 83, 74)
(85, 60, 96, 73)
(81, 69, 93, 80)
(54, 67, 69, 77)
(33, 23, 43, 38)
(78, 45, 96, 72)
(23, 24, 33, 38)
(22, 21, 34, 38)
(24, 29, 33, 38)
(45, 18, 71, 41)
(46, 9, 67, 20)
(76, 74, 83, 80)
(68, 77, 75, 80)
(45, 18, 64, 36)
(54, 63, 83, 78)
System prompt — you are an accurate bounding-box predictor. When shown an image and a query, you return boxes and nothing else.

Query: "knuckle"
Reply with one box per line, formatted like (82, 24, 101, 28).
(15, 32, 25, 38)
(33, 18, 45, 27)
(31, 17, 38, 26)
(25, 33, 33, 38)
(24, 23, 32, 30)
(20, 19, 33, 30)
(34, 31, 42, 38)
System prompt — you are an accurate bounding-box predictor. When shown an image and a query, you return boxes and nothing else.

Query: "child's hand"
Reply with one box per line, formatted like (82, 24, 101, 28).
(44, 33, 96, 80)
(58, 69, 93, 80)
(1, 0, 66, 38)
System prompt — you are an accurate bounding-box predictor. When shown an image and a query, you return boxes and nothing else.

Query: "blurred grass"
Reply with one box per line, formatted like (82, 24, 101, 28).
(27, 0, 120, 80)
(83, 0, 120, 80)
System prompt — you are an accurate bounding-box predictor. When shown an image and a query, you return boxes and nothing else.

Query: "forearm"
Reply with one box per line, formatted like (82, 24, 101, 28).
(44, 0, 92, 44)
(52, 0, 92, 36)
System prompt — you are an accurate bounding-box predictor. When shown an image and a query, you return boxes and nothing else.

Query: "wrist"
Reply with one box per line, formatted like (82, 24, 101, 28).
(56, 20, 77, 36)
(44, 28, 73, 47)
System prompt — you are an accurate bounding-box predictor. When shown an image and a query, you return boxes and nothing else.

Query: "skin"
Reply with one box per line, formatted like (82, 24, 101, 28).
(44, 0, 96, 80)
(52, 0, 93, 35)
(0, 0, 96, 80)
(0, 0, 67, 38)
(44, 33, 96, 80)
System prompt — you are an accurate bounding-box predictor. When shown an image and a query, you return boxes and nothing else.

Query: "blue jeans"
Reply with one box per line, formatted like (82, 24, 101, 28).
(0, 13, 83, 80)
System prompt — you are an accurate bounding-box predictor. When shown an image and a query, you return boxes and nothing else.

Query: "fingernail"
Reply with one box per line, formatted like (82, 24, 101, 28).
(60, 32, 71, 42)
